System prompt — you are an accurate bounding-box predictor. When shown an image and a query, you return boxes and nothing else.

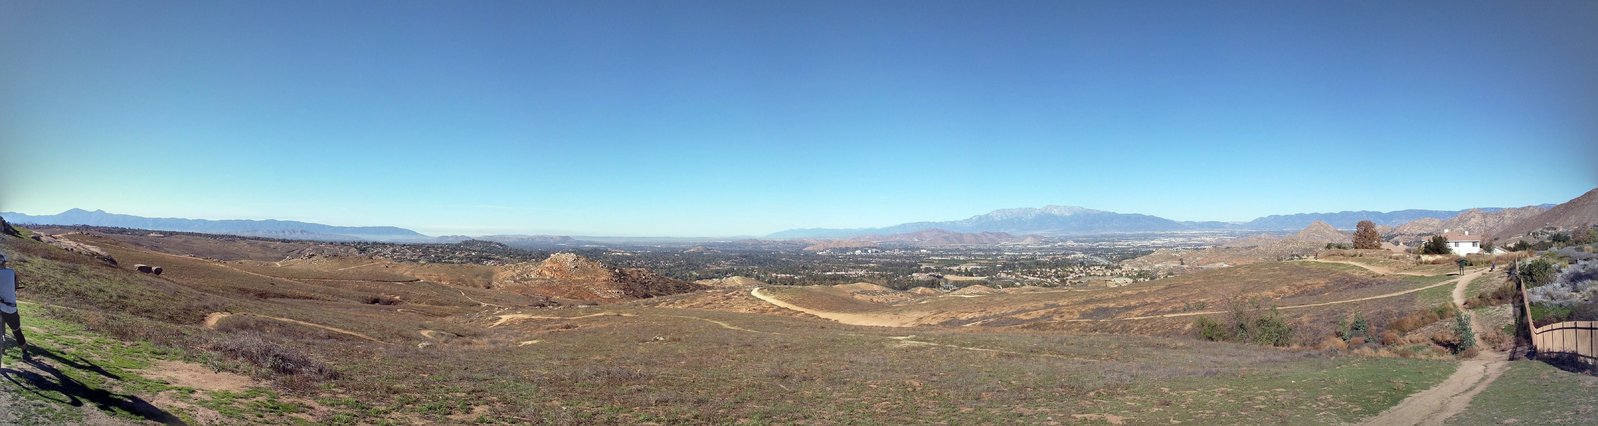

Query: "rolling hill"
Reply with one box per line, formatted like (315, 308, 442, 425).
(1493, 187, 1598, 240)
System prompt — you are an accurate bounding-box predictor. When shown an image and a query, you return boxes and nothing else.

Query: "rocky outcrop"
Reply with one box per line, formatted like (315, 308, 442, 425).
(31, 233, 118, 265)
(493, 253, 704, 302)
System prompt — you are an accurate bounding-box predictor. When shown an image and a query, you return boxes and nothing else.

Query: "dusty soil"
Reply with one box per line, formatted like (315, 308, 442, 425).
(1360, 268, 1508, 426)
(141, 360, 258, 393)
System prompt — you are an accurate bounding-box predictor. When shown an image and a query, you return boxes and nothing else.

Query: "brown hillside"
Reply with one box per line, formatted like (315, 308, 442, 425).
(1130, 222, 1344, 270)
(1494, 188, 1598, 239)
(493, 252, 703, 302)
(1393, 207, 1546, 237)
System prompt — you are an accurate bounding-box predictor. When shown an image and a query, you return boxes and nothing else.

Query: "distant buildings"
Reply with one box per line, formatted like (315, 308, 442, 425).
(1440, 229, 1484, 255)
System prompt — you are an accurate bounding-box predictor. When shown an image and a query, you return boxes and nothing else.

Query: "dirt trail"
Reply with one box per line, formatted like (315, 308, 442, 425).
(204, 312, 386, 343)
(984, 270, 1475, 326)
(1296, 259, 1430, 276)
(750, 287, 919, 327)
(656, 314, 785, 334)
(1360, 268, 1507, 426)
(489, 312, 632, 328)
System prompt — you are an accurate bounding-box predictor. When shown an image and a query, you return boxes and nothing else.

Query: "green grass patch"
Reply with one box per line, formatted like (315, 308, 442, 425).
(1465, 274, 1499, 301)
(1093, 357, 1456, 424)
(2, 303, 306, 425)
(1405, 274, 1458, 308)
(1449, 360, 1598, 424)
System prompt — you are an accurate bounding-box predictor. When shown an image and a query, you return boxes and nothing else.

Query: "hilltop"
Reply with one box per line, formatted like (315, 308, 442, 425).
(493, 252, 704, 302)
(1492, 187, 1598, 240)
(1391, 206, 1547, 237)
(1126, 221, 1349, 270)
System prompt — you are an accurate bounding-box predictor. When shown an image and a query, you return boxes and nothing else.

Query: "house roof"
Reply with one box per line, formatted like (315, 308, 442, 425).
(1441, 231, 1481, 242)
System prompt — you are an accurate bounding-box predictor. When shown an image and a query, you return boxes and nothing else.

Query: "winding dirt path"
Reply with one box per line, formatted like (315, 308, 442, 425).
(203, 312, 386, 343)
(489, 312, 631, 328)
(1295, 258, 1430, 276)
(750, 287, 920, 327)
(1360, 268, 1508, 426)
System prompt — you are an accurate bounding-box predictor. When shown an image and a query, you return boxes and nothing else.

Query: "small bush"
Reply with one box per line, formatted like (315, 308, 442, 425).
(1519, 258, 1558, 288)
(207, 332, 339, 380)
(1191, 302, 1293, 347)
(1453, 312, 1475, 354)
(361, 296, 401, 305)
(1317, 336, 1348, 351)
(1380, 330, 1401, 346)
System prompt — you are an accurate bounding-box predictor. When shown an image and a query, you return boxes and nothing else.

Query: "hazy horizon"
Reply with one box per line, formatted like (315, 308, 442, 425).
(5, 1, 1596, 237)
(0, 191, 1583, 238)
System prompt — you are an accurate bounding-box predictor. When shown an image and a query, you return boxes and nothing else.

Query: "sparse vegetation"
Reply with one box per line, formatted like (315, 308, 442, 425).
(1193, 301, 1294, 347)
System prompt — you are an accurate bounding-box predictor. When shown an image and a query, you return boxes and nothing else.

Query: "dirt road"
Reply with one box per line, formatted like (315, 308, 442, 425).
(750, 288, 919, 327)
(204, 312, 386, 343)
(1360, 268, 1508, 426)
(1295, 258, 1430, 276)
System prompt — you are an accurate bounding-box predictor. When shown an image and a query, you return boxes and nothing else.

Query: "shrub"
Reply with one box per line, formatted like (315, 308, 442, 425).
(1247, 311, 1294, 347)
(1318, 336, 1348, 351)
(1339, 314, 1371, 341)
(207, 332, 339, 380)
(1380, 330, 1401, 345)
(1519, 258, 1558, 287)
(1194, 317, 1229, 342)
(1452, 312, 1475, 354)
(1192, 303, 1294, 347)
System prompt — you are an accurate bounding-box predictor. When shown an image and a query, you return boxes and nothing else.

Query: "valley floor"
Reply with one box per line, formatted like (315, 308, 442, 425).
(2, 231, 1594, 424)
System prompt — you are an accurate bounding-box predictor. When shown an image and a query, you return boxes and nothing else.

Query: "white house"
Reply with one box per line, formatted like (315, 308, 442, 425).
(1440, 229, 1483, 255)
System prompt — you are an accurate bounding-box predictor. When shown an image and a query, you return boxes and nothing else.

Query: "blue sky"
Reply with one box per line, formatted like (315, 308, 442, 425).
(3, 1, 1595, 237)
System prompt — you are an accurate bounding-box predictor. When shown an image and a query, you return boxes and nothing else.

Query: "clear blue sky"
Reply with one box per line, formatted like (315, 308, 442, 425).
(3, 1, 1595, 237)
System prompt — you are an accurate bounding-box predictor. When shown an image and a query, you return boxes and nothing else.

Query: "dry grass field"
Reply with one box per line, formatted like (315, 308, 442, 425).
(0, 229, 1566, 424)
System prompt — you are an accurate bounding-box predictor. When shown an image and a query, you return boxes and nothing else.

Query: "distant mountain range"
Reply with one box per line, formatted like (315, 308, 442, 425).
(770, 203, 1561, 239)
(1, 209, 429, 242)
(6, 189, 1588, 244)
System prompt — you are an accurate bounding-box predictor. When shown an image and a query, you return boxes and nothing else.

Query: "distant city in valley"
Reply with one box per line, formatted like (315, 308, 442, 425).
(5, 1, 1596, 424)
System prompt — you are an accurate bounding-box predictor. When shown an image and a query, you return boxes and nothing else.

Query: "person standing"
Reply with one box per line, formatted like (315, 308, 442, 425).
(0, 253, 28, 365)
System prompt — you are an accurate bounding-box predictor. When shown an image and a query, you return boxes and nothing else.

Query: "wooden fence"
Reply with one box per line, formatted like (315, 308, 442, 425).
(1530, 321, 1598, 364)
(1516, 265, 1598, 365)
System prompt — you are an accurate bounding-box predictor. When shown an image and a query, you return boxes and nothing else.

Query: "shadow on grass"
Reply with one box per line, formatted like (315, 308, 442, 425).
(1535, 352, 1598, 376)
(0, 347, 185, 425)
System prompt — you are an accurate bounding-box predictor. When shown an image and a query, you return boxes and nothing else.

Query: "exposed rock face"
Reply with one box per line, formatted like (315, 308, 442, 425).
(493, 253, 703, 302)
(30, 233, 118, 265)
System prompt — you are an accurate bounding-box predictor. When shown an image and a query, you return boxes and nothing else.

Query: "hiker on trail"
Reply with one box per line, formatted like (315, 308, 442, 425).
(0, 253, 29, 365)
